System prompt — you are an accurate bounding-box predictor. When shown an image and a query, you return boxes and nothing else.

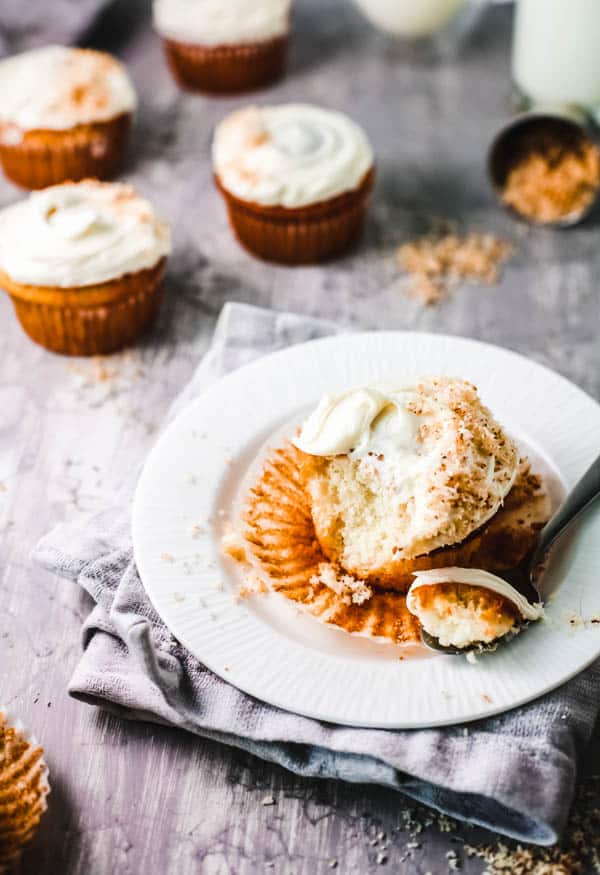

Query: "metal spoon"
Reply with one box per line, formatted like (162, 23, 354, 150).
(420, 452, 600, 655)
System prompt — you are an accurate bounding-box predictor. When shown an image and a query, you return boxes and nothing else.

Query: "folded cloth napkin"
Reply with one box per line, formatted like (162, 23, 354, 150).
(33, 301, 600, 847)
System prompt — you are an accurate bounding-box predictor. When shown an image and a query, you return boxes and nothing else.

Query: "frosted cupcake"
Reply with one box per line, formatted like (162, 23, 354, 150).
(0, 710, 50, 870)
(213, 103, 375, 263)
(240, 378, 549, 646)
(0, 46, 136, 189)
(0, 181, 171, 356)
(153, 0, 291, 94)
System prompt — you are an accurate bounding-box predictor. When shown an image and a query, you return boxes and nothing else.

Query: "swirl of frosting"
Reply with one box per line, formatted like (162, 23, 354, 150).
(0, 181, 171, 288)
(212, 103, 374, 208)
(0, 46, 137, 134)
(153, 0, 291, 46)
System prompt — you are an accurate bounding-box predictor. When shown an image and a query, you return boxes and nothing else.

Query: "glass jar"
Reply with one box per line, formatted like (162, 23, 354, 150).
(350, 0, 489, 54)
(351, 0, 468, 37)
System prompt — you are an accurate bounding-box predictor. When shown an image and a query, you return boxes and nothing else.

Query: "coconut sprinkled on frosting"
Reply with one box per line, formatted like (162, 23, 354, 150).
(0, 181, 171, 288)
(212, 103, 373, 208)
(0, 46, 136, 135)
(296, 377, 520, 563)
(153, 0, 291, 46)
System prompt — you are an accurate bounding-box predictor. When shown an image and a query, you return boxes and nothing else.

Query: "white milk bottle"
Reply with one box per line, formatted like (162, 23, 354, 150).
(512, 0, 600, 114)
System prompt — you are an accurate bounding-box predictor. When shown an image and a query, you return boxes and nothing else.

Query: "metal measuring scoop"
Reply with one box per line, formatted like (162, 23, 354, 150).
(488, 110, 600, 228)
(419, 452, 600, 655)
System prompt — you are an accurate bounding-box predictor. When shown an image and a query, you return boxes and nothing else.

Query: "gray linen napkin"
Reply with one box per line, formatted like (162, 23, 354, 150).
(33, 301, 600, 847)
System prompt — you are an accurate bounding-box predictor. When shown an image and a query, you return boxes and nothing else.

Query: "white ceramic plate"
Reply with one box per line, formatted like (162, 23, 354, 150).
(132, 332, 600, 728)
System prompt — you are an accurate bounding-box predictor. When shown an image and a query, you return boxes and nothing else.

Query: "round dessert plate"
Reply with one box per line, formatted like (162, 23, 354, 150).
(132, 332, 600, 728)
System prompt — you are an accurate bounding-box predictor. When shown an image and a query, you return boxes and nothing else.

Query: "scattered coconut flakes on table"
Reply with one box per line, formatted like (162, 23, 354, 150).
(462, 774, 600, 874)
(397, 232, 513, 305)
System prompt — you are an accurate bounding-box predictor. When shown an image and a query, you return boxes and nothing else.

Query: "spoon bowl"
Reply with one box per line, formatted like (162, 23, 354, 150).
(418, 452, 600, 655)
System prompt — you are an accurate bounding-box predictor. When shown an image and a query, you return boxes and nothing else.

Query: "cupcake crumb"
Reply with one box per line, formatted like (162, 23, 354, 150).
(221, 531, 247, 563)
(261, 795, 276, 806)
(236, 573, 268, 600)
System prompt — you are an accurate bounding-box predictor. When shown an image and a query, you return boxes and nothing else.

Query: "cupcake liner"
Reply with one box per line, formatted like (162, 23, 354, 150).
(1, 257, 166, 356)
(215, 168, 375, 264)
(243, 443, 420, 644)
(0, 709, 50, 872)
(0, 113, 131, 190)
(162, 35, 288, 95)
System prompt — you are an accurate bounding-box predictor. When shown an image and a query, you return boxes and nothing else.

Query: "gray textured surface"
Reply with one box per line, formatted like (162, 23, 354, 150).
(1, 1, 599, 872)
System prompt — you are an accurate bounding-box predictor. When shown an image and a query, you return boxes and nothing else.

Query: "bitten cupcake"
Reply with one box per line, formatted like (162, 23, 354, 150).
(212, 103, 375, 263)
(0, 180, 171, 356)
(153, 0, 291, 94)
(0, 46, 136, 189)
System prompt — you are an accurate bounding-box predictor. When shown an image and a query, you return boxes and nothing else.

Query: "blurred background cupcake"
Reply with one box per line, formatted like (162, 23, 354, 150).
(213, 103, 375, 264)
(153, 0, 291, 94)
(0, 709, 49, 871)
(0, 180, 171, 356)
(0, 45, 136, 190)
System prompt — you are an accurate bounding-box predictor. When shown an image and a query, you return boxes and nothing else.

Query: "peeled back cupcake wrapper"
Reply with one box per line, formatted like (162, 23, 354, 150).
(242, 442, 421, 644)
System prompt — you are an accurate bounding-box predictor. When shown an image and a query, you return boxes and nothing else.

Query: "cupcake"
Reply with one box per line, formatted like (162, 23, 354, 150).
(294, 379, 522, 587)
(0, 710, 50, 870)
(212, 103, 375, 263)
(0, 46, 136, 189)
(153, 0, 291, 94)
(237, 377, 550, 646)
(0, 180, 171, 356)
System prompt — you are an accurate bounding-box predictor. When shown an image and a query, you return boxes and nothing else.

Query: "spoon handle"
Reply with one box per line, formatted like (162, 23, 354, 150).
(530, 453, 600, 571)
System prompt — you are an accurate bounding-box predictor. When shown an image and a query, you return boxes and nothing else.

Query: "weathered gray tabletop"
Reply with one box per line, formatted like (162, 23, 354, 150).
(2, 1, 599, 872)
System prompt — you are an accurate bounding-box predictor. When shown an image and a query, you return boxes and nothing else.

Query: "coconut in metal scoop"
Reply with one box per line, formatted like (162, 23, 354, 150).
(488, 109, 600, 228)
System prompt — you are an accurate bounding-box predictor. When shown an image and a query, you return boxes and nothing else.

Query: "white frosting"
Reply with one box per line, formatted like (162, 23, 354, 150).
(213, 103, 373, 208)
(0, 46, 136, 134)
(295, 386, 423, 465)
(0, 182, 171, 288)
(295, 388, 391, 456)
(407, 567, 544, 622)
(153, 0, 291, 46)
